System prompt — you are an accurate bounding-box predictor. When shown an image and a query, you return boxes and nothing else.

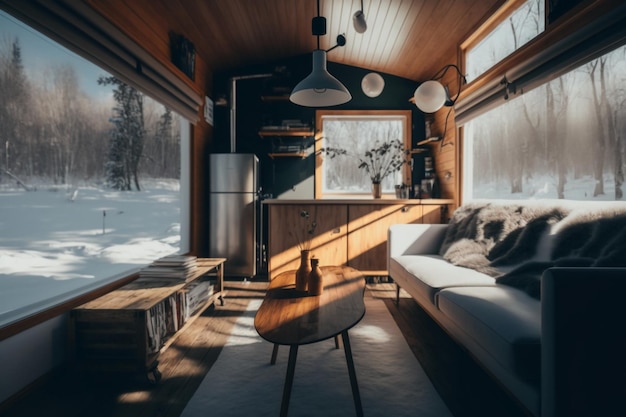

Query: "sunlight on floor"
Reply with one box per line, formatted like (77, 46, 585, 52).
(350, 324, 391, 343)
(225, 299, 263, 347)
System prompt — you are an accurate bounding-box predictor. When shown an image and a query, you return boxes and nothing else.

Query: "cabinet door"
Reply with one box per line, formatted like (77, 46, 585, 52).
(421, 204, 443, 224)
(347, 204, 426, 274)
(268, 204, 347, 280)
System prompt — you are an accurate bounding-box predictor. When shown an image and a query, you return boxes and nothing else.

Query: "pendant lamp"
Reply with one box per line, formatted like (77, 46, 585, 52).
(353, 0, 367, 33)
(289, 0, 351, 107)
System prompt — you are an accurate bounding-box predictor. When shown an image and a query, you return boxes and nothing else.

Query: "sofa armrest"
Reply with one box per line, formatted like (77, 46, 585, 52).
(387, 223, 448, 257)
(541, 267, 626, 417)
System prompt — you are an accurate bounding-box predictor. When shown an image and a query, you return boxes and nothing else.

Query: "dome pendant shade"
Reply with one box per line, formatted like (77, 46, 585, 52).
(290, 50, 352, 107)
(413, 80, 448, 113)
(353, 10, 367, 33)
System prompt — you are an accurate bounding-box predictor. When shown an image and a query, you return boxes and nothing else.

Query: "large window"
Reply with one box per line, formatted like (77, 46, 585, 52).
(0, 11, 189, 328)
(314, 110, 411, 198)
(464, 0, 545, 82)
(463, 45, 626, 201)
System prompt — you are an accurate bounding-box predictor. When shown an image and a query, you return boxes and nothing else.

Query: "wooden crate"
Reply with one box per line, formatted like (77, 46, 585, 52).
(70, 258, 226, 383)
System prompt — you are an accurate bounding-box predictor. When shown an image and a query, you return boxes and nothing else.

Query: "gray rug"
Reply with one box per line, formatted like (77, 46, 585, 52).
(180, 298, 453, 417)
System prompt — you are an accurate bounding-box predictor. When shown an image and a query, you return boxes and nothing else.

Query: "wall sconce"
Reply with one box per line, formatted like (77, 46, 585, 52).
(412, 64, 467, 113)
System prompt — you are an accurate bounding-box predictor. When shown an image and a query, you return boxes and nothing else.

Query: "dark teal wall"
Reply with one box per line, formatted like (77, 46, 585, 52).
(212, 54, 423, 198)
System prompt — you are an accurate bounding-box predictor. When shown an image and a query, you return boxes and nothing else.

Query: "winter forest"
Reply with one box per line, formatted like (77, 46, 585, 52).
(0, 37, 181, 191)
(464, 0, 626, 201)
(0, 12, 184, 325)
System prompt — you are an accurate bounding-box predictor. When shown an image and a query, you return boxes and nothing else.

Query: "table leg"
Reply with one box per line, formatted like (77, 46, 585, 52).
(271, 344, 279, 365)
(280, 344, 298, 417)
(334, 335, 342, 349)
(342, 330, 363, 417)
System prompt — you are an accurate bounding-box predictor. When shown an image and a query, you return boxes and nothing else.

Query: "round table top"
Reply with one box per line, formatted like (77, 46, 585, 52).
(254, 266, 366, 345)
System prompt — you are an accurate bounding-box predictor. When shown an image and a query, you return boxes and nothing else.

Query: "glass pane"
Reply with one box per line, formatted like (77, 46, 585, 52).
(466, 0, 545, 82)
(321, 116, 406, 194)
(0, 11, 187, 326)
(463, 45, 626, 201)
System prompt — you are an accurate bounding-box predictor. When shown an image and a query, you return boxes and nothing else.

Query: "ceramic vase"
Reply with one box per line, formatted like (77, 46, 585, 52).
(307, 257, 323, 296)
(372, 182, 382, 199)
(295, 250, 311, 292)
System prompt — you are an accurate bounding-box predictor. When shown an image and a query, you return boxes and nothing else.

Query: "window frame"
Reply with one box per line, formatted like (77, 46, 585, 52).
(0, 7, 193, 340)
(460, 0, 542, 82)
(314, 110, 412, 199)
(455, 0, 626, 204)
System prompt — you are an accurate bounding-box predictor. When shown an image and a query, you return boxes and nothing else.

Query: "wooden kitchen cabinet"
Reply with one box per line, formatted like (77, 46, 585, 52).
(268, 203, 348, 279)
(347, 204, 424, 274)
(265, 200, 451, 280)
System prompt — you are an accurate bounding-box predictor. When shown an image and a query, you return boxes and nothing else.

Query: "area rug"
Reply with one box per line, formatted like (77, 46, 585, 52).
(180, 298, 453, 417)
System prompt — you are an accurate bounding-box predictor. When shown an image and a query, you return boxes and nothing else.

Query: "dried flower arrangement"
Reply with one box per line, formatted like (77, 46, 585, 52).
(290, 208, 317, 251)
(322, 138, 410, 184)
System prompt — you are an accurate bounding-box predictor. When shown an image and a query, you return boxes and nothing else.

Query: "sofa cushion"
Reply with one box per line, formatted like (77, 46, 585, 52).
(436, 285, 541, 384)
(391, 254, 496, 305)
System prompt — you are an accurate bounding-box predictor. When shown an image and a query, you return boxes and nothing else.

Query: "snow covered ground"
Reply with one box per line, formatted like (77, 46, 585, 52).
(0, 179, 181, 327)
(1, 173, 623, 328)
(471, 174, 623, 201)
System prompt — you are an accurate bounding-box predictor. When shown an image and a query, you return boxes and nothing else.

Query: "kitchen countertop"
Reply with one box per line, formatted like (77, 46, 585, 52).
(262, 198, 454, 205)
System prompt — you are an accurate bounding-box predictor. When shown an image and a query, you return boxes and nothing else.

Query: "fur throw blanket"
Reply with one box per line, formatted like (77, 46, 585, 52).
(439, 203, 626, 299)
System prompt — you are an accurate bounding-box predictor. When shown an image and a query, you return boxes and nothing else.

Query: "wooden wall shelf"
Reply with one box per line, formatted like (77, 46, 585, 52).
(258, 129, 314, 137)
(268, 152, 307, 159)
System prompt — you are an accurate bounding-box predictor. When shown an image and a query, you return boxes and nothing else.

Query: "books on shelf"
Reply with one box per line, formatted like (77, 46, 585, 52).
(139, 255, 198, 282)
(260, 120, 311, 131)
(145, 278, 215, 353)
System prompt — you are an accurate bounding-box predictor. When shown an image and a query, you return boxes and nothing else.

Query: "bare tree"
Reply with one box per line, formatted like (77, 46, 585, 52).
(587, 57, 608, 197)
(0, 38, 30, 180)
(37, 64, 87, 184)
(504, 0, 543, 194)
(545, 77, 570, 198)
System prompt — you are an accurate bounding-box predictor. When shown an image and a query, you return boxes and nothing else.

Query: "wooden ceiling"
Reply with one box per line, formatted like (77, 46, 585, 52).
(125, 0, 504, 82)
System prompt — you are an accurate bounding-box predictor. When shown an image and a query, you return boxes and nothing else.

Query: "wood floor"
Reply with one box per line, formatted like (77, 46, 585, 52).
(1, 279, 532, 417)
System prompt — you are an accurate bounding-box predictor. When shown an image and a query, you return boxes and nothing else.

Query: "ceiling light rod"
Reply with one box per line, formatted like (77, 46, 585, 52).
(312, 0, 325, 49)
(326, 34, 346, 53)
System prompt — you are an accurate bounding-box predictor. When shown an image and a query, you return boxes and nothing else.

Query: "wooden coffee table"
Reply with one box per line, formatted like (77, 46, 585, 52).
(254, 265, 366, 417)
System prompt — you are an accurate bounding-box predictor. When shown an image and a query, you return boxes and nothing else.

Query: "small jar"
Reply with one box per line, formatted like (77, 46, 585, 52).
(307, 258, 323, 296)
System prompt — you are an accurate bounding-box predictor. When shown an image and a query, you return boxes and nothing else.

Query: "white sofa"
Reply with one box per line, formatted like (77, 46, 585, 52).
(388, 200, 626, 417)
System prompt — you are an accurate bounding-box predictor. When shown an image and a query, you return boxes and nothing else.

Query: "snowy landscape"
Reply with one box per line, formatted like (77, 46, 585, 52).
(3, 171, 624, 328)
(0, 179, 181, 327)
(471, 174, 622, 201)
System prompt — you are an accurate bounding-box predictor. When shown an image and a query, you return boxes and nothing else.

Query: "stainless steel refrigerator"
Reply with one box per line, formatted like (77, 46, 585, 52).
(209, 153, 259, 277)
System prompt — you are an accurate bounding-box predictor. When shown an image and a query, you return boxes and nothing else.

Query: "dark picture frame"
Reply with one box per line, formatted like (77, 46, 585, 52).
(169, 32, 195, 80)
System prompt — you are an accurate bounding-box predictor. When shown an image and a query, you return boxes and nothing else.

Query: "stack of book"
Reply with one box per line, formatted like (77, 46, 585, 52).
(180, 279, 215, 320)
(139, 255, 198, 282)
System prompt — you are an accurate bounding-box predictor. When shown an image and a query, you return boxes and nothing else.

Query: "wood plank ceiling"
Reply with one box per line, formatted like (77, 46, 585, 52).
(105, 0, 504, 82)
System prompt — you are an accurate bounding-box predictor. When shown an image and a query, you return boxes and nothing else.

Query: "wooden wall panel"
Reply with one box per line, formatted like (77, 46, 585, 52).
(428, 65, 461, 209)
